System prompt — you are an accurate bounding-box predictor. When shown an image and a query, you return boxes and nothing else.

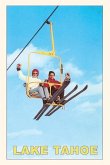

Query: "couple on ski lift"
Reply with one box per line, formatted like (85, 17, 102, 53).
(16, 64, 70, 104)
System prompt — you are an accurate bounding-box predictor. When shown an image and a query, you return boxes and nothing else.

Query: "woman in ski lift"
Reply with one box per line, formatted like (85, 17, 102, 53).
(16, 64, 50, 104)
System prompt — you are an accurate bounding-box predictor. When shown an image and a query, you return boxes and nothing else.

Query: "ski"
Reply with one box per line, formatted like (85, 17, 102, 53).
(46, 85, 88, 116)
(33, 104, 49, 119)
(45, 84, 78, 116)
(34, 79, 70, 120)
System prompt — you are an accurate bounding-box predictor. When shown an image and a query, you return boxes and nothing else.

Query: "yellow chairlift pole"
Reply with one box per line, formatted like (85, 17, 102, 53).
(48, 21, 63, 83)
(49, 22, 55, 54)
(27, 21, 63, 96)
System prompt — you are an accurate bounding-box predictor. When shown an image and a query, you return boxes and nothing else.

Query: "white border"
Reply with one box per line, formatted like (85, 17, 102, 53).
(0, 0, 110, 164)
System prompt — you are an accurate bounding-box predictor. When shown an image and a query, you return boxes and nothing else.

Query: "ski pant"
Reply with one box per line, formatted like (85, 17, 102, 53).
(48, 86, 64, 99)
(29, 86, 49, 99)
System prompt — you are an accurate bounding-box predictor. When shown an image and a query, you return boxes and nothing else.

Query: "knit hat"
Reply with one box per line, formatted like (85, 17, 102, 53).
(32, 69, 39, 76)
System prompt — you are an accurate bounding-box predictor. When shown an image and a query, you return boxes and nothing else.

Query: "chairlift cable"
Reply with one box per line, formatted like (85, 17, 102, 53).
(7, 6, 59, 71)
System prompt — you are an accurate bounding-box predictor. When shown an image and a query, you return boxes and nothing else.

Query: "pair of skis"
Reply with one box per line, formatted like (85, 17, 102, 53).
(34, 80, 88, 120)
(45, 84, 88, 116)
(34, 79, 70, 120)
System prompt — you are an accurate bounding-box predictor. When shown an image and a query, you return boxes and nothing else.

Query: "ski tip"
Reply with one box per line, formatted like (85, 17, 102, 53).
(85, 84, 88, 89)
(45, 111, 50, 116)
(33, 115, 39, 120)
(45, 111, 51, 116)
(36, 118, 39, 120)
(45, 113, 50, 116)
(75, 84, 78, 89)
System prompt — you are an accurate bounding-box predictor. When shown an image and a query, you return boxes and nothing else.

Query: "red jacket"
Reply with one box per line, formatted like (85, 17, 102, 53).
(44, 78, 61, 89)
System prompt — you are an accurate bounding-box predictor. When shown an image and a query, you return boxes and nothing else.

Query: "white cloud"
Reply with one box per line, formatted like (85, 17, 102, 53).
(64, 79, 102, 114)
(85, 81, 102, 96)
(63, 79, 102, 115)
(64, 63, 84, 77)
(94, 74, 102, 82)
(7, 44, 51, 75)
(7, 46, 102, 98)
(41, 63, 60, 78)
(65, 80, 102, 98)
(7, 45, 84, 79)
(7, 129, 42, 138)
(74, 99, 102, 113)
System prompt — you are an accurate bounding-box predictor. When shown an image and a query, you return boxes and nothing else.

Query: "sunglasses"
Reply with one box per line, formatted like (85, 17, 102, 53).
(33, 72, 38, 75)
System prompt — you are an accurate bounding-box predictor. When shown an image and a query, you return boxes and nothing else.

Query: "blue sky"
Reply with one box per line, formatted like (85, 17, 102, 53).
(7, 6, 102, 159)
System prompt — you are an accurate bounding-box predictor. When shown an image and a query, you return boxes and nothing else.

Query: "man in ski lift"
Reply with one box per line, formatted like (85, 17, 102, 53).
(44, 71, 70, 103)
(16, 64, 50, 104)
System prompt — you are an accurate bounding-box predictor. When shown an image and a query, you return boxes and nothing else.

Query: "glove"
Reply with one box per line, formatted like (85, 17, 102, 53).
(44, 79, 48, 82)
(65, 73, 70, 81)
(17, 64, 21, 71)
(23, 83, 26, 87)
(39, 83, 44, 86)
